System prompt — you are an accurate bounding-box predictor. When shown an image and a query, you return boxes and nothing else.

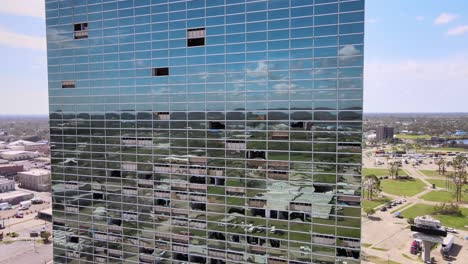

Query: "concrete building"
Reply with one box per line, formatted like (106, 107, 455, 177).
(376, 126, 395, 141)
(0, 177, 15, 193)
(46, 1, 364, 263)
(17, 169, 51, 192)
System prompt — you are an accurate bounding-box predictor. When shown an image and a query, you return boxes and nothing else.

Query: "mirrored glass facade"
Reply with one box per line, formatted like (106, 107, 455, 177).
(46, 0, 364, 263)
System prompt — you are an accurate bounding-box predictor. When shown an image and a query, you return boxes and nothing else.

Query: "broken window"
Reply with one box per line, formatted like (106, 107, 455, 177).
(187, 28, 205, 47)
(61, 80, 76, 88)
(74, 23, 88, 39)
(152, 67, 169, 76)
(247, 151, 266, 159)
(209, 121, 225, 129)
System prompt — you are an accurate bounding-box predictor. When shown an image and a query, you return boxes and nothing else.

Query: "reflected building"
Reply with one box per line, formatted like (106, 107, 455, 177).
(46, 0, 364, 263)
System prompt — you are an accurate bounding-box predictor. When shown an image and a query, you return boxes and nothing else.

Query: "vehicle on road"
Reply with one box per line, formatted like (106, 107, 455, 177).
(441, 234, 455, 254)
(0, 202, 11, 211)
(410, 239, 422, 255)
(31, 198, 44, 204)
(15, 212, 24, 218)
(380, 207, 387, 212)
(19, 200, 31, 210)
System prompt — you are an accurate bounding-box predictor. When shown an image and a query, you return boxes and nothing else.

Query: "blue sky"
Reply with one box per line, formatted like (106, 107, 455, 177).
(0, 0, 467, 115)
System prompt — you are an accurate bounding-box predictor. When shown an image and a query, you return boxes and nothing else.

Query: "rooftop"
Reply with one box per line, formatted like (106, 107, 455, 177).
(19, 169, 50, 176)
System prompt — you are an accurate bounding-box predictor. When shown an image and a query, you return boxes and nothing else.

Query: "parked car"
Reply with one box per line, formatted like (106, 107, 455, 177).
(15, 212, 24, 218)
(445, 227, 458, 234)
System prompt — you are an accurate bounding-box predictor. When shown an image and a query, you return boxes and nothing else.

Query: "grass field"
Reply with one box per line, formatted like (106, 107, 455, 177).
(420, 190, 468, 203)
(395, 134, 431, 140)
(419, 170, 453, 178)
(363, 168, 408, 177)
(380, 179, 426, 197)
(401, 203, 468, 230)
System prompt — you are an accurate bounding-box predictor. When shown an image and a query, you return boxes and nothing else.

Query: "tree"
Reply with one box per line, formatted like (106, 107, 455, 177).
(364, 207, 376, 217)
(435, 158, 446, 175)
(40, 231, 51, 243)
(363, 174, 381, 200)
(388, 160, 402, 179)
(451, 155, 467, 202)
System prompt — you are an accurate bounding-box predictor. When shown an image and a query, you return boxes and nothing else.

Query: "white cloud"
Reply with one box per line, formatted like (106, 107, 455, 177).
(446, 25, 468, 36)
(0, 27, 46, 51)
(365, 56, 468, 112)
(338, 45, 361, 56)
(0, 0, 45, 18)
(416, 16, 425, 22)
(434, 13, 459, 25)
(246, 61, 268, 78)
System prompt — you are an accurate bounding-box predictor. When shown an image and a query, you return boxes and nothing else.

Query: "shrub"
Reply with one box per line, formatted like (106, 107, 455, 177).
(433, 203, 463, 216)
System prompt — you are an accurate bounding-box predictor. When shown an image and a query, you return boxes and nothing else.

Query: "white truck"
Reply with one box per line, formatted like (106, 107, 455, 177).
(19, 200, 31, 210)
(441, 234, 455, 254)
(0, 203, 11, 211)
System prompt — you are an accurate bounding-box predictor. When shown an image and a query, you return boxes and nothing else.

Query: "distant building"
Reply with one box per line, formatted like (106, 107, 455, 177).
(0, 163, 24, 176)
(376, 126, 395, 141)
(0, 177, 15, 193)
(0, 151, 41, 161)
(17, 169, 51, 192)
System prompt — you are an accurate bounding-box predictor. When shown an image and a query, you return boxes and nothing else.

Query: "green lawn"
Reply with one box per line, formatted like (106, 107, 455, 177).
(395, 134, 431, 140)
(380, 179, 426, 197)
(419, 170, 453, 178)
(421, 190, 468, 203)
(362, 196, 392, 210)
(401, 203, 468, 230)
(363, 168, 408, 177)
(426, 179, 468, 192)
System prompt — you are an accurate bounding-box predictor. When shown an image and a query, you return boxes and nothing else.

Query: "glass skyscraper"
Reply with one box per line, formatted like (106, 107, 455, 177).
(46, 0, 364, 263)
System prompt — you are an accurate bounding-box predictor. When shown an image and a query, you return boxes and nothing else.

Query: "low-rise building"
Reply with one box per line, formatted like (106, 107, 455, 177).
(0, 177, 15, 193)
(17, 169, 51, 192)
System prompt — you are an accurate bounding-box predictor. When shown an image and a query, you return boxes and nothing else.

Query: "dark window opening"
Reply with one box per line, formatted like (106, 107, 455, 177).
(93, 192, 104, 200)
(313, 184, 334, 193)
(230, 235, 240, 243)
(156, 199, 170, 207)
(228, 207, 245, 215)
(247, 236, 265, 246)
(74, 23, 88, 39)
(61, 80, 76, 89)
(210, 259, 225, 264)
(290, 212, 306, 221)
(250, 208, 266, 217)
(173, 253, 188, 261)
(209, 121, 225, 130)
(291, 122, 304, 128)
(269, 239, 281, 248)
(67, 236, 79, 243)
(209, 232, 226, 241)
(153, 67, 169, 76)
(209, 177, 225, 186)
(110, 170, 121, 177)
(188, 38, 205, 47)
(108, 219, 122, 226)
(187, 28, 205, 47)
(190, 176, 206, 184)
(190, 255, 206, 264)
(139, 247, 154, 255)
(190, 202, 206, 211)
(247, 151, 266, 159)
